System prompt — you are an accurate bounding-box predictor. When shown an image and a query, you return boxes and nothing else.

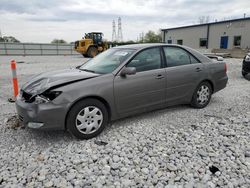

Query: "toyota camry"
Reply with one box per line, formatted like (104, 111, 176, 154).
(16, 44, 228, 139)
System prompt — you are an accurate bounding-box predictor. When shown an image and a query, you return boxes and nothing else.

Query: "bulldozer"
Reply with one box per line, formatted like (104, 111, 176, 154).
(74, 32, 108, 58)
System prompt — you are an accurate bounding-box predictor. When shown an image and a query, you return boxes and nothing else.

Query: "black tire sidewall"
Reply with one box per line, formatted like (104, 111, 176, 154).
(67, 99, 108, 139)
(191, 82, 212, 108)
(87, 47, 98, 58)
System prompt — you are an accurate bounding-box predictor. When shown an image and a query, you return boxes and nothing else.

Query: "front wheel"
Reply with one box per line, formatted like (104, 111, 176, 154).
(82, 54, 88, 58)
(87, 47, 98, 58)
(67, 99, 108, 139)
(191, 82, 212, 108)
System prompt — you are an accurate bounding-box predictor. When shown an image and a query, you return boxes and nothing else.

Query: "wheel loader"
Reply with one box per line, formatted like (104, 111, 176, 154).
(74, 32, 108, 58)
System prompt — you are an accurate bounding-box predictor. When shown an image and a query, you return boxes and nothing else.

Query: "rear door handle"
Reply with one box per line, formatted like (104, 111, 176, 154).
(155, 74, 165, 79)
(196, 67, 202, 72)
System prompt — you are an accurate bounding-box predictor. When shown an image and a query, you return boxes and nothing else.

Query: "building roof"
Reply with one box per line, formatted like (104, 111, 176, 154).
(161, 17, 250, 31)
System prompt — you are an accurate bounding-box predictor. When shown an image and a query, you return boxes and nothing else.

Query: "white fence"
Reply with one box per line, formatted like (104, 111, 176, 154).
(0, 43, 79, 56)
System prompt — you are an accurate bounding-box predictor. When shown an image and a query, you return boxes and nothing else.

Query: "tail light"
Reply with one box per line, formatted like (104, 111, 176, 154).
(224, 63, 227, 72)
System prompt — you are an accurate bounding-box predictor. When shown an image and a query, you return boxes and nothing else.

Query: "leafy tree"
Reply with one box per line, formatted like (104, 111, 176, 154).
(0, 36, 20, 43)
(51, 39, 67, 44)
(143, 30, 162, 43)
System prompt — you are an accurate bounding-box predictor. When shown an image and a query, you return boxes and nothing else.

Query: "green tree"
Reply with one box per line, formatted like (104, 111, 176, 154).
(143, 30, 162, 43)
(51, 39, 67, 44)
(1, 36, 20, 43)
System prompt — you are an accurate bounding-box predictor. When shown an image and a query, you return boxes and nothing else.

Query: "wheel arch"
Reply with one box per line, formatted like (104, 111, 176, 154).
(65, 95, 111, 130)
(199, 79, 214, 93)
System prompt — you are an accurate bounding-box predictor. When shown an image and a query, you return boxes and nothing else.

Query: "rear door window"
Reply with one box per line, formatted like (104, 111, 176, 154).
(163, 47, 192, 67)
(190, 55, 200, 64)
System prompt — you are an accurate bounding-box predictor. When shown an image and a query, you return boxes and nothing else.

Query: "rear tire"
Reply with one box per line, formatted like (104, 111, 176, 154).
(87, 47, 98, 58)
(67, 99, 108, 139)
(191, 82, 212, 108)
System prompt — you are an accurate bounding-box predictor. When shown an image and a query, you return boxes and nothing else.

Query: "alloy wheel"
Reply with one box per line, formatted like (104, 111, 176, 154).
(75, 106, 103, 134)
(197, 85, 210, 105)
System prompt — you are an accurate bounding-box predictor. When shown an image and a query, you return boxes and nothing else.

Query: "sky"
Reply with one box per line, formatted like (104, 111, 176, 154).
(0, 0, 249, 43)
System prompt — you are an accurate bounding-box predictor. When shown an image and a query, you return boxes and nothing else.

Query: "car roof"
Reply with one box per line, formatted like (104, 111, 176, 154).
(114, 43, 184, 50)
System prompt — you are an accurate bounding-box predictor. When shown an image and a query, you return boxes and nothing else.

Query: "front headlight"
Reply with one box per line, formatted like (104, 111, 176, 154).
(34, 95, 49, 104)
(34, 91, 62, 104)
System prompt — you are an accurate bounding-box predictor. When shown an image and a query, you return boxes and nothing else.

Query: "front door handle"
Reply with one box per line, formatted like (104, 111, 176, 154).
(155, 74, 165, 79)
(196, 67, 202, 72)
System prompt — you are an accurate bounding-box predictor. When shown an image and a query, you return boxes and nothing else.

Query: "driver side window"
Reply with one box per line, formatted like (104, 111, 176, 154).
(127, 48, 161, 72)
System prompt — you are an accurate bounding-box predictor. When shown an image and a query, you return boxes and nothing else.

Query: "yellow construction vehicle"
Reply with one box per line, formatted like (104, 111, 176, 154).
(74, 32, 108, 58)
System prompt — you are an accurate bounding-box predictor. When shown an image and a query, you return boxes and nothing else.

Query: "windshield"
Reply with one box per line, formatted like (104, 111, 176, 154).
(79, 48, 135, 74)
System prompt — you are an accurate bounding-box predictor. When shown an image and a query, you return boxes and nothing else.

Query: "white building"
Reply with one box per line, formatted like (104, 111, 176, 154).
(161, 17, 250, 50)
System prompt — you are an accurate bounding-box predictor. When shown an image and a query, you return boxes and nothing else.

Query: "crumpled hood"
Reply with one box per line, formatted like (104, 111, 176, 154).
(22, 68, 99, 95)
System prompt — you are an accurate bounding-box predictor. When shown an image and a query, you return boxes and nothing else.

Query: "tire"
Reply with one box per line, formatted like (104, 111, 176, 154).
(242, 71, 247, 77)
(191, 82, 212, 108)
(87, 47, 98, 58)
(66, 99, 108, 139)
(82, 54, 88, 58)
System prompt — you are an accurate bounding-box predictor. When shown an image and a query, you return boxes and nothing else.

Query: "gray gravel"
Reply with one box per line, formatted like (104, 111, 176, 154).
(0, 56, 250, 187)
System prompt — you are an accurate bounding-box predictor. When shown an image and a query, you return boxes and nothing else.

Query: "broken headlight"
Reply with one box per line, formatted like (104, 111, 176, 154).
(34, 91, 62, 104)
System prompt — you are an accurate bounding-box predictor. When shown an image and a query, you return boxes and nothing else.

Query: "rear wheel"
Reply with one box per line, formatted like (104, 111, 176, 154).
(67, 99, 108, 139)
(87, 47, 98, 58)
(191, 82, 212, 108)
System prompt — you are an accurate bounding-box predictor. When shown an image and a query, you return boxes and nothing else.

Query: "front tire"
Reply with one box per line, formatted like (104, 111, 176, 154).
(67, 99, 108, 139)
(82, 54, 88, 58)
(87, 47, 98, 58)
(191, 82, 212, 108)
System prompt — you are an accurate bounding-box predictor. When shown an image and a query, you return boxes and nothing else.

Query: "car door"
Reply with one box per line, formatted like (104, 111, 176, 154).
(163, 46, 205, 106)
(114, 47, 166, 116)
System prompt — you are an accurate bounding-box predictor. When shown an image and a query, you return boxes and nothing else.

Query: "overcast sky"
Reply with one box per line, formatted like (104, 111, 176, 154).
(0, 0, 249, 43)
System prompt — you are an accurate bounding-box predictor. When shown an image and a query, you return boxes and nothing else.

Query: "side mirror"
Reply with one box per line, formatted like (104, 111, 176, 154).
(120, 67, 136, 77)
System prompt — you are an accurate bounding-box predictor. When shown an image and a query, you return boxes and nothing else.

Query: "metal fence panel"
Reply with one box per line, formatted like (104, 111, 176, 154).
(42, 50, 58, 55)
(0, 49, 6, 55)
(24, 44, 41, 49)
(6, 43, 23, 49)
(0, 42, 77, 56)
(25, 49, 43, 55)
(41, 44, 57, 50)
(7, 49, 25, 55)
(58, 50, 72, 55)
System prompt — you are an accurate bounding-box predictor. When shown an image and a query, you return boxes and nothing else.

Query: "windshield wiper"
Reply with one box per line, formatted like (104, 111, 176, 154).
(80, 69, 96, 73)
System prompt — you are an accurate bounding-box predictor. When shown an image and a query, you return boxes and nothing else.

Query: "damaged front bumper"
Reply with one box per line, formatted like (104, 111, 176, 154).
(15, 94, 70, 130)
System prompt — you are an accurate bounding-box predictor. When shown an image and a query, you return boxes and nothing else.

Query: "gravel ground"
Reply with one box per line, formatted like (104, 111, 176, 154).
(0, 56, 250, 187)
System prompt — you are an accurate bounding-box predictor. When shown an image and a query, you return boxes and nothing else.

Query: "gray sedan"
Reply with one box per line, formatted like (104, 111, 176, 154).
(16, 44, 228, 139)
